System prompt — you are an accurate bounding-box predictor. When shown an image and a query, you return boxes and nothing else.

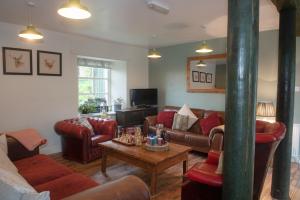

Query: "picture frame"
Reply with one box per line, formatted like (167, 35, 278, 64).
(206, 73, 213, 83)
(2, 47, 32, 75)
(200, 72, 206, 83)
(192, 71, 199, 82)
(37, 50, 62, 76)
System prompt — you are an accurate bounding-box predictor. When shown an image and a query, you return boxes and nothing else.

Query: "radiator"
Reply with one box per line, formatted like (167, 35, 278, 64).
(292, 124, 300, 163)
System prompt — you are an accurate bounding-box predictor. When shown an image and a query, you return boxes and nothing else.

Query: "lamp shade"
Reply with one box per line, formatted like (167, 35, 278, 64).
(18, 25, 43, 40)
(256, 102, 275, 117)
(195, 41, 213, 54)
(148, 49, 162, 59)
(58, 0, 91, 19)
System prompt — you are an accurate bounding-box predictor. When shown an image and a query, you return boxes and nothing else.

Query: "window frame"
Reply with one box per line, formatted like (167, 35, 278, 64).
(78, 65, 111, 105)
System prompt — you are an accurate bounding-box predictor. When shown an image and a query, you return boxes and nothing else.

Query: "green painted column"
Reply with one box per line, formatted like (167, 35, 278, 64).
(271, 6, 296, 200)
(223, 0, 259, 199)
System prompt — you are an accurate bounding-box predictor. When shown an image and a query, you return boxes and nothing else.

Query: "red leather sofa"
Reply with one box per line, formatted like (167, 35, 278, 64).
(7, 136, 150, 200)
(181, 120, 286, 200)
(144, 106, 225, 153)
(55, 118, 117, 163)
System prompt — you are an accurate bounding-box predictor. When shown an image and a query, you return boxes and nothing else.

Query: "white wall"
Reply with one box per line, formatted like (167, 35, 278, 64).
(111, 60, 127, 107)
(0, 22, 148, 154)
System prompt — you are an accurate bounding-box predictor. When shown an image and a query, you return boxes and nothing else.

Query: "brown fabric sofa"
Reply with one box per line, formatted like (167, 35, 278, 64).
(144, 106, 224, 153)
(7, 136, 150, 200)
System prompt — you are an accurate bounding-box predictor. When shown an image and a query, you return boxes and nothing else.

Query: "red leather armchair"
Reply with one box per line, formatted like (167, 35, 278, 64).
(55, 118, 117, 163)
(181, 120, 286, 200)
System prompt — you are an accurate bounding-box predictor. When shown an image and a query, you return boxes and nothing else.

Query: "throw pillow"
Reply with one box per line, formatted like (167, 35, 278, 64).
(0, 134, 7, 154)
(0, 146, 18, 174)
(215, 151, 224, 175)
(172, 113, 189, 131)
(177, 104, 198, 129)
(77, 118, 95, 135)
(0, 168, 50, 200)
(157, 111, 176, 129)
(200, 112, 222, 136)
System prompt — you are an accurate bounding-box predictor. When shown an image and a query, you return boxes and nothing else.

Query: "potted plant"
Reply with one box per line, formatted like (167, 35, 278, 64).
(113, 97, 124, 111)
(78, 102, 97, 115)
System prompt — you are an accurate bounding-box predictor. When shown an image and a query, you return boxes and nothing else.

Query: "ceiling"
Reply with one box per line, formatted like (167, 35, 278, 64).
(0, 0, 279, 48)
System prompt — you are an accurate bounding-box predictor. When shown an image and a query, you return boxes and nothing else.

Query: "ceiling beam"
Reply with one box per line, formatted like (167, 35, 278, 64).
(271, 0, 300, 36)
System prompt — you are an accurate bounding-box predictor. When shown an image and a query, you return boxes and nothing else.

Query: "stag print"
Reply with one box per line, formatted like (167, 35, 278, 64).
(10, 54, 24, 68)
(44, 59, 55, 69)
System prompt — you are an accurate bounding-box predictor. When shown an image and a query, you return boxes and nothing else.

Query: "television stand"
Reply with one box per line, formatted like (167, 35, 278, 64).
(116, 106, 158, 127)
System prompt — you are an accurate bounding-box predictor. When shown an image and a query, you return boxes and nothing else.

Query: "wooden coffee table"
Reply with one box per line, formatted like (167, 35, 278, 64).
(99, 141, 191, 195)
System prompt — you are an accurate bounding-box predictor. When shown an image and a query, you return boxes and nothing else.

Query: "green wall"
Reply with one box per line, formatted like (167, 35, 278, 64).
(149, 30, 300, 123)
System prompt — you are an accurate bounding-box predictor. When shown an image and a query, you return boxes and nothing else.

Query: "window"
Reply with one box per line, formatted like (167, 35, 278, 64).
(78, 58, 111, 105)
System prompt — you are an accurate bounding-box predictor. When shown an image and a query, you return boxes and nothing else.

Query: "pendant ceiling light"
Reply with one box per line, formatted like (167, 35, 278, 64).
(148, 48, 162, 59)
(18, 2, 43, 40)
(195, 41, 213, 54)
(196, 60, 207, 67)
(58, 0, 91, 19)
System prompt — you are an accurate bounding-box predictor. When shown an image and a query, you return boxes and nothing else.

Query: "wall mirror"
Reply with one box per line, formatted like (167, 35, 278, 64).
(186, 53, 226, 93)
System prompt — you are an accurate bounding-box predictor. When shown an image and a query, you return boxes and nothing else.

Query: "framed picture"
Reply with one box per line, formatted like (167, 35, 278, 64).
(200, 72, 206, 83)
(192, 71, 199, 82)
(37, 50, 62, 76)
(206, 73, 213, 83)
(2, 47, 32, 75)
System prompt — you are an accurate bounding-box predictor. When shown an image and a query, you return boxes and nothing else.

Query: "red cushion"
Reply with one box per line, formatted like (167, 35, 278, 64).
(185, 162, 223, 187)
(14, 155, 73, 186)
(34, 173, 99, 200)
(157, 111, 176, 128)
(200, 113, 222, 136)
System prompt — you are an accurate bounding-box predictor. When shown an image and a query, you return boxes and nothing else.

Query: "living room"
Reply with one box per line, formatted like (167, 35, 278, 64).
(0, 0, 299, 200)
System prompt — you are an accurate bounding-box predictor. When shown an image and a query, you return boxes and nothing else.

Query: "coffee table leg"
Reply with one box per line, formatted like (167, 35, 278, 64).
(101, 148, 107, 174)
(151, 171, 157, 195)
(183, 159, 188, 174)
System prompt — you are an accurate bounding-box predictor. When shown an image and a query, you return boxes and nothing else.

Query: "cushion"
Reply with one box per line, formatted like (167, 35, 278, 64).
(14, 155, 73, 186)
(215, 151, 224, 175)
(0, 134, 7, 154)
(157, 111, 176, 128)
(200, 112, 222, 136)
(0, 167, 50, 200)
(35, 173, 99, 200)
(0, 145, 18, 174)
(91, 135, 112, 147)
(177, 104, 198, 129)
(172, 113, 189, 131)
(78, 118, 95, 135)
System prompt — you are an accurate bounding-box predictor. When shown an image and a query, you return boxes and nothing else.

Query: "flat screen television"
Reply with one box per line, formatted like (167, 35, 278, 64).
(130, 88, 158, 107)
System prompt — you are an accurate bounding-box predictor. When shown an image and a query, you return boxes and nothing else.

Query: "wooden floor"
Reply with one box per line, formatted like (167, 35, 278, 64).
(51, 152, 300, 200)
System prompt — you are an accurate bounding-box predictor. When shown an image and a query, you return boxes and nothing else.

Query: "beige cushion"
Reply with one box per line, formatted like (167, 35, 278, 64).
(0, 167, 50, 200)
(0, 134, 7, 154)
(172, 113, 189, 131)
(178, 104, 198, 129)
(215, 151, 224, 175)
(0, 146, 18, 174)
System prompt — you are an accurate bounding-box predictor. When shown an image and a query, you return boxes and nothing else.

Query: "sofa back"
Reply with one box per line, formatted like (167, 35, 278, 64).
(162, 106, 225, 134)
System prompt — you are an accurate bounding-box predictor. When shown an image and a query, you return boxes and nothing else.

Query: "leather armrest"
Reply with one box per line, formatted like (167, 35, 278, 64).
(210, 132, 224, 151)
(54, 121, 91, 139)
(145, 115, 157, 126)
(7, 136, 39, 161)
(63, 175, 150, 200)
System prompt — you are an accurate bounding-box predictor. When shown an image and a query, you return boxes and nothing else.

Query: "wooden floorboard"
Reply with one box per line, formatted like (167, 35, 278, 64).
(51, 152, 300, 200)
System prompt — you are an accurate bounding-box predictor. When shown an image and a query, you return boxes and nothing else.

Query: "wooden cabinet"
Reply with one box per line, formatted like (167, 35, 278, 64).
(116, 107, 158, 127)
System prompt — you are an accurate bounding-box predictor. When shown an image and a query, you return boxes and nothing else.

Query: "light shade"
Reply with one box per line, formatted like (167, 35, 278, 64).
(148, 49, 162, 59)
(196, 60, 207, 67)
(256, 102, 275, 117)
(58, 0, 91, 19)
(18, 25, 43, 40)
(195, 41, 214, 53)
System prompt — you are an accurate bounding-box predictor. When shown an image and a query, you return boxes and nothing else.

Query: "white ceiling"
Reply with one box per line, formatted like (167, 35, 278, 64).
(0, 0, 279, 48)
